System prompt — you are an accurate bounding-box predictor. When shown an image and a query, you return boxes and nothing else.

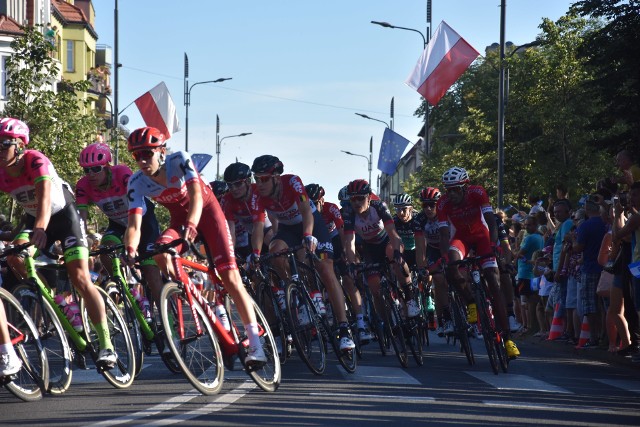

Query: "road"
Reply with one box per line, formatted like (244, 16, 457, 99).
(2, 332, 640, 426)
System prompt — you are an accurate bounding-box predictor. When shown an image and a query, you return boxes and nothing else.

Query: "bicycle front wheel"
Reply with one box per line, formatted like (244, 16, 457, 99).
(257, 281, 288, 364)
(12, 282, 71, 394)
(81, 286, 136, 388)
(451, 295, 474, 366)
(476, 296, 499, 375)
(381, 289, 408, 368)
(286, 282, 326, 375)
(1, 288, 48, 401)
(159, 282, 224, 395)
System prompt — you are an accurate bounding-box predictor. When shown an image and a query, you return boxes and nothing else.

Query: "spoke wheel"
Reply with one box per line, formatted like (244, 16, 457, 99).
(286, 282, 326, 375)
(257, 281, 288, 365)
(159, 282, 223, 395)
(104, 283, 144, 377)
(452, 296, 474, 366)
(381, 291, 408, 368)
(477, 296, 499, 374)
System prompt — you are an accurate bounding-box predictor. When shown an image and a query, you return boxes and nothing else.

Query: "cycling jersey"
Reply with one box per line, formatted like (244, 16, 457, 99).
(249, 174, 315, 225)
(393, 211, 417, 250)
(413, 211, 440, 248)
(76, 164, 132, 226)
(318, 201, 343, 239)
(343, 199, 394, 245)
(128, 151, 236, 272)
(0, 149, 70, 216)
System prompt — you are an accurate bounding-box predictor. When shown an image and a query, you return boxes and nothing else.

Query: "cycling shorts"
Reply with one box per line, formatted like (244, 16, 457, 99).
(272, 210, 334, 259)
(449, 234, 497, 269)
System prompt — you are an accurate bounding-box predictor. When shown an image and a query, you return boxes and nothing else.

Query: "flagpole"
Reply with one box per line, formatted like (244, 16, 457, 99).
(114, 0, 119, 164)
(497, 0, 506, 208)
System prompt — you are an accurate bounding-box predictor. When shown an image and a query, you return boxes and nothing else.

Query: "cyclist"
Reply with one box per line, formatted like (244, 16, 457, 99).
(248, 155, 355, 351)
(0, 302, 22, 376)
(306, 183, 372, 343)
(392, 193, 418, 270)
(436, 166, 520, 359)
(123, 127, 266, 365)
(75, 142, 163, 320)
(0, 118, 117, 368)
(494, 212, 521, 333)
(343, 179, 419, 320)
(210, 180, 229, 201)
(414, 187, 450, 337)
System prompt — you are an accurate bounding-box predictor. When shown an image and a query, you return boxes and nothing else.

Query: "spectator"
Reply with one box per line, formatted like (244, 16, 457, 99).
(551, 199, 574, 337)
(613, 150, 640, 189)
(516, 215, 545, 334)
(567, 196, 607, 348)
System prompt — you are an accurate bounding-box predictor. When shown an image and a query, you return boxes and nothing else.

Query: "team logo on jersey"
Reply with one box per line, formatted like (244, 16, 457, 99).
(290, 177, 303, 194)
(179, 158, 194, 176)
(317, 241, 334, 253)
(30, 156, 44, 170)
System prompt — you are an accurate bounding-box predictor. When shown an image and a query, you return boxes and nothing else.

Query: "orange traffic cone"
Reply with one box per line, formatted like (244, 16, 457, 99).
(547, 303, 565, 341)
(575, 316, 591, 349)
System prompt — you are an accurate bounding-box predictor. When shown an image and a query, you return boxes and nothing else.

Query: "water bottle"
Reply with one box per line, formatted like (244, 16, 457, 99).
(215, 304, 231, 331)
(311, 291, 326, 315)
(132, 287, 152, 322)
(426, 295, 436, 313)
(272, 286, 286, 311)
(54, 294, 83, 332)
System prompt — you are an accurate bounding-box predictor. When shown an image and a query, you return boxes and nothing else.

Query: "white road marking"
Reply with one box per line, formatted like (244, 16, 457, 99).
(466, 372, 572, 394)
(310, 392, 435, 402)
(338, 365, 421, 385)
(594, 379, 640, 394)
(483, 400, 617, 414)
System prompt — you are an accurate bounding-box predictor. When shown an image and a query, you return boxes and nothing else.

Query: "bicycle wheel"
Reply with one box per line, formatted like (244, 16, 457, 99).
(159, 282, 224, 395)
(12, 282, 72, 394)
(364, 288, 387, 356)
(451, 295, 474, 366)
(285, 281, 326, 375)
(104, 282, 144, 377)
(1, 288, 48, 401)
(495, 332, 509, 373)
(257, 281, 287, 364)
(476, 295, 499, 374)
(405, 316, 424, 367)
(80, 286, 136, 388)
(381, 288, 408, 368)
(225, 295, 281, 392)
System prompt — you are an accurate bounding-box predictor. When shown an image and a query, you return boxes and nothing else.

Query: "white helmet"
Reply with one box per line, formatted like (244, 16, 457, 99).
(442, 166, 470, 188)
(393, 193, 412, 207)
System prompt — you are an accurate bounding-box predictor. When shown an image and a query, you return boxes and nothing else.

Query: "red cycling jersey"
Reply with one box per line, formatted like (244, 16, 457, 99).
(319, 201, 343, 238)
(250, 174, 314, 225)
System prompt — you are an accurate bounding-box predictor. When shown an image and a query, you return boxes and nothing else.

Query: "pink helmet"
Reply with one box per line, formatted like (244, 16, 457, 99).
(79, 143, 112, 167)
(0, 118, 29, 145)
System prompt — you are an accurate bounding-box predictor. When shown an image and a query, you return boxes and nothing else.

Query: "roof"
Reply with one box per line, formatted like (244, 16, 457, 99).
(52, 0, 97, 40)
(0, 15, 24, 36)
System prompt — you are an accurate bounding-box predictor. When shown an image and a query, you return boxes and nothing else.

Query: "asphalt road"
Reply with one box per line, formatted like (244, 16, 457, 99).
(2, 331, 640, 426)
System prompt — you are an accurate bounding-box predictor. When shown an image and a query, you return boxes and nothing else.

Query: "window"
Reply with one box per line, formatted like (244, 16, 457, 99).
(66, 40, 75, 72)
(1, 56, 6, 99)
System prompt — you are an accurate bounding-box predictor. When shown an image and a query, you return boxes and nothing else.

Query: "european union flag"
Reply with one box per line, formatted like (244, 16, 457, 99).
(377, 128, 411, 175)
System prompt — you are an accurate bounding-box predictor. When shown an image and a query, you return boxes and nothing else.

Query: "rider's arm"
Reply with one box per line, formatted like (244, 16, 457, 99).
(344, 232, 357, 263)
(438, 225, 451, 258)
(78, 208, 89, 231)
(33, 179, 52, 231)
(299, 198, 314, 237)
(385, 222, 403, 252)
(251, 219, 265, 255)
(185, 180, 203, 228)
(483, 210, 498, 245)
(415, 231, 426, 269)
(124, 212, 143, 252)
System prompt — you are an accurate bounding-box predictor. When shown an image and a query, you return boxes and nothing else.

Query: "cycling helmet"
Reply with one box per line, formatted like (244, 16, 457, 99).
(127, 127, 166, 152)
(393, 193, 412, 207)
(347, 179, 371, 196)
(338, 185, 350, 201)
(0, 118, 29, 145)
(223, 162, 251, 182)
(210, 180, 229, 198)
(251, 155, 283, 175)
(419, 187, 441, 202)
(79, 143, 112, 167)
(442, 166, 470, 187)
(305, 184, 325, 202)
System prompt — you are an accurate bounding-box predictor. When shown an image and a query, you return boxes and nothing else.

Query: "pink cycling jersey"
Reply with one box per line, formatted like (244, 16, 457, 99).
(0, 150, 68, 216)
(250, 174, 316, 225)
(76, 164, 132, 226)
(127, 151, 236, 272)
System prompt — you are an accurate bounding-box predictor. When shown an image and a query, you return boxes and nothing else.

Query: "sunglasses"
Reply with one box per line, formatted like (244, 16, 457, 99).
(0, 140, 16, 151)
(350, 195, 367, 202)
(228, 179, 246, 189)
(83, 165, 104, 174)
(421, 202, 436, 209)
(132, 150, 156, 162)
(254, 174, 273, 183)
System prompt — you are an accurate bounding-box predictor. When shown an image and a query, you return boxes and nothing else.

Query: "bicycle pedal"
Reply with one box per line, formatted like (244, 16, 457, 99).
(95, 360, 115, 373)
(73, 350, 89, 370)
(244, 360, 266, 372)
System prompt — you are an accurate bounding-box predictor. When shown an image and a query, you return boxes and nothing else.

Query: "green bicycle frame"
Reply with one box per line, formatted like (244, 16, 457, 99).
(110, 256, 154, 341)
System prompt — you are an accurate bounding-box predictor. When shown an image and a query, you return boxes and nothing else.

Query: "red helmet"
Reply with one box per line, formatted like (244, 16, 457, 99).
(79, 143, 112, 167)
(127, 127, 165, 152)
(419, 187, 441, 202)
(0, 118, 29, 145)
(347, 179, 371, 196)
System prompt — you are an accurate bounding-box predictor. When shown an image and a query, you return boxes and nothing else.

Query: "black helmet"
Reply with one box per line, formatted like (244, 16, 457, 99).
(251, 155, 284, 175)
(210, 180, 229, 198)
(223, 162, 251, 182)
(305, 183, 325, 202)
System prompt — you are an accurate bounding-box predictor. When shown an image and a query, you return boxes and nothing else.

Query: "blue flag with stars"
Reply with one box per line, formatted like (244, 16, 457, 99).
(377, 128, 411, 175)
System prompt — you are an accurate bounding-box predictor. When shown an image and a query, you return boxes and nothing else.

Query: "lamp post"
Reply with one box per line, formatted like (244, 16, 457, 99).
(183, 54, 231, 153)
(216, 132, 252, 179)
(341, 137, 373, 184)
(355, 113, 389, 129)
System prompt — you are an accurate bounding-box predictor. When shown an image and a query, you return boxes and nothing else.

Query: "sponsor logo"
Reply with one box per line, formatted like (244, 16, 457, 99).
(290, 177, 303, 194)
(64, 236, 78, 248)
(15, 188, 36, 204)
(102, 198, 127, 213)
(30, 156, 44, 170)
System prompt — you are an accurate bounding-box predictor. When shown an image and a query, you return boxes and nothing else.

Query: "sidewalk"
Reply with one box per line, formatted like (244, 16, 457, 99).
(516, 330, 640, 370)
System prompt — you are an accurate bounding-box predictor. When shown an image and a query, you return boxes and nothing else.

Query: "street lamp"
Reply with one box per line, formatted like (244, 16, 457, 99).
(216, 132, 252, 179)
(183, 53, 231, 152)
(355, 113, 389, 128)
(341, 137, 373, 184)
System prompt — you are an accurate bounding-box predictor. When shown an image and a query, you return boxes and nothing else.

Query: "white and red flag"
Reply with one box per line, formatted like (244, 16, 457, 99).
(134, 82, 180, 138)
(405, 21, 480, 106)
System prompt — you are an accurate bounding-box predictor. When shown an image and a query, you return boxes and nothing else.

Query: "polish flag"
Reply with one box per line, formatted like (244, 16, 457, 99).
(406, 21, 480, 106)
(134, 82, 180, 139)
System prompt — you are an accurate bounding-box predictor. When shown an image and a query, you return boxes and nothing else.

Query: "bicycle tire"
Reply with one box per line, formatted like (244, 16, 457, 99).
(362, 286, 387, 357)
(451, 295, 474, 366)
(104, 282, 144, 377)
(80, 286, 136, 388)
(285, 281, 326, 375)
(257, 281, 287, 365)
(381, 288, 408, 368)
(12, 282, 72, 394)
(495, 332, 509, 373)
(159, 282, 224, 395)
(406, 316, 424, 366)
(1, 288, 48, 401)
(224, 295, 281, 392)
(476, 295, 499, 374)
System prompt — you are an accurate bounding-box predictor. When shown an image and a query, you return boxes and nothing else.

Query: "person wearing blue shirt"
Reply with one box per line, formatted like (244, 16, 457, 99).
(516, 216, 545, 332)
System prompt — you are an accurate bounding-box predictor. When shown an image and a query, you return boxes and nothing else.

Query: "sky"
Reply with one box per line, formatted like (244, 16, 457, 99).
(93, 0, 575, 201)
